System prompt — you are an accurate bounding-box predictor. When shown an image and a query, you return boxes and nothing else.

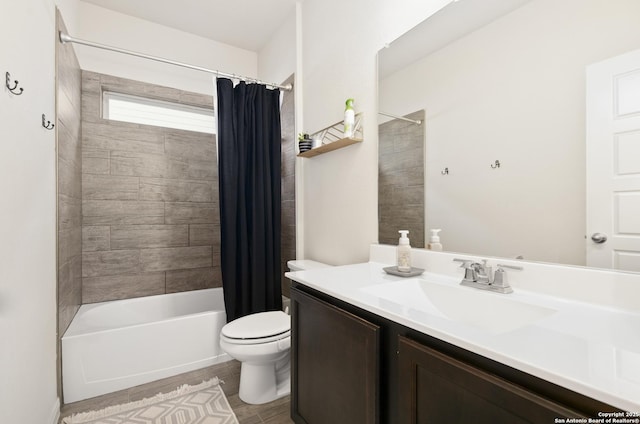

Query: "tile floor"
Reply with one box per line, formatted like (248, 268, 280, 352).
(59, 360, 294, 424)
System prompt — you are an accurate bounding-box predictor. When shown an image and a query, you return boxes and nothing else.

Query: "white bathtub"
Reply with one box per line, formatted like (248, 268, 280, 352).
(62, 287, 230, 403)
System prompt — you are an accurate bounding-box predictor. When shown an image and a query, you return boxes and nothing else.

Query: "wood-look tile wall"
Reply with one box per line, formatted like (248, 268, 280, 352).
(56, 10, 82, 399)
(378, 110, 425, 248)
(81, 71, 221, 303)
(280, 74, 296, 298)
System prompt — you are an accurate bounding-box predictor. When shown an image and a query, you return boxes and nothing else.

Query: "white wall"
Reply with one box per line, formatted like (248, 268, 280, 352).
(299, 0, 451, 265)
(379, 0, 640, 265)
(75, 2, 258, 95)
(0, 0, 68, 422)
(257, 9, 296, 86)
(56, 0, 80, 33)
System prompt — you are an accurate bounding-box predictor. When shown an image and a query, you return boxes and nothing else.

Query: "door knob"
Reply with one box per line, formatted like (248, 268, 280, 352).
(591, 233, 607, 244)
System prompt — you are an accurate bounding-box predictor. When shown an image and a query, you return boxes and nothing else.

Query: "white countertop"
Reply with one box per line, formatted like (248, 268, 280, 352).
(286, 261, 640, 412)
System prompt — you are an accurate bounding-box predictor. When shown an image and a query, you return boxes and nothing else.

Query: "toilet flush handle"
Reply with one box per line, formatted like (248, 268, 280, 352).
(278, 337, 290, 351)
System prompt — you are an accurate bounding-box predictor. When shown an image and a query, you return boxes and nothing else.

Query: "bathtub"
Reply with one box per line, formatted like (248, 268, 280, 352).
(62, 287, 230, 403)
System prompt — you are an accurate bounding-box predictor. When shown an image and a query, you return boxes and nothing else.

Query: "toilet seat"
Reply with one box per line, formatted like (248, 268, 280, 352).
(221, 330, 290, 345)
(222, 311, 290, 345)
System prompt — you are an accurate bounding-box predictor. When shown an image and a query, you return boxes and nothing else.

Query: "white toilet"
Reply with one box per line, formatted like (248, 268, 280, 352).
(220, 310, 291, 404)
(219, 259, 331, 405)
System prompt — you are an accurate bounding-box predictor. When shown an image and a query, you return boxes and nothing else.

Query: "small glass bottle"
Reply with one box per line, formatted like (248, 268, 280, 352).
(344, 98, 355, 138)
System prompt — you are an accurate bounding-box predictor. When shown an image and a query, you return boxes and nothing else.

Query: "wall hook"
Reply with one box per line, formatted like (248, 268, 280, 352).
(441, 167, 449, 175)
(6, 72, 24, 95)
(491, 160, 501, 169)
(42, 114, 55, 130)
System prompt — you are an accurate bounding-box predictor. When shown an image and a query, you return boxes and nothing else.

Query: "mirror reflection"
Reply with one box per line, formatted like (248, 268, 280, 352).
(378, 110, 425, 248)
(378, 0, 640, 272)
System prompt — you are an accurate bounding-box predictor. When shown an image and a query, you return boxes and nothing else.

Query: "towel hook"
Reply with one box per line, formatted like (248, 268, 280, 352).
(42, 114, 55, 130)
(6, 72, 24, 95)
(491, 160, 501, 169)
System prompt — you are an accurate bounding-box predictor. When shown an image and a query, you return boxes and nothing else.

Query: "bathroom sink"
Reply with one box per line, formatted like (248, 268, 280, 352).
(362, 278, 556, 334)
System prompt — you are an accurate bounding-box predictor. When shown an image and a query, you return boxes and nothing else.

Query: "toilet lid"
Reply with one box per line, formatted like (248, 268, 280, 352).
(222, 311, 290, 340)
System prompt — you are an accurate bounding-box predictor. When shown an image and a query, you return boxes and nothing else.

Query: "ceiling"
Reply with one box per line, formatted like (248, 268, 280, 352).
(379, 0, 532, 79)
(80, 0, 298, 51)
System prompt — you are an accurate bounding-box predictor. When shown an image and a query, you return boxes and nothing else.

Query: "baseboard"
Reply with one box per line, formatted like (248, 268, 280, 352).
(49, 397, 60, 424)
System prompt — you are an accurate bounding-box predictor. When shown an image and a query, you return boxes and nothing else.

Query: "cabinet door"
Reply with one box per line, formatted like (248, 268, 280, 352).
(397, 336, 584, 424)
(291, 286, 380, 424)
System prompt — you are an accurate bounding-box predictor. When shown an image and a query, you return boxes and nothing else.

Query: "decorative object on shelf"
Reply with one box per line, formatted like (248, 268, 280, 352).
(5, 71, 24, 95)
(298, 133, 312, 153)
(42, 114, 55, 130)
(491, 160, 501, 169)
(344, 98, 355, 138)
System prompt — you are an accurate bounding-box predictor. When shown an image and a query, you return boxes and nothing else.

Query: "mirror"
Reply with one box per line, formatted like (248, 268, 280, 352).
(378, 0, 640, 272)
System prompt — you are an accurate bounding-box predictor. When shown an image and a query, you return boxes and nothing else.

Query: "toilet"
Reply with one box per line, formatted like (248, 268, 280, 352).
(219, 259, 331, 405)
(220, 310, 291, 404)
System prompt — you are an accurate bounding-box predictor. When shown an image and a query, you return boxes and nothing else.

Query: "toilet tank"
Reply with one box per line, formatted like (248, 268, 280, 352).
(287, 260, 331, 272)
(283, 260, 331, 313)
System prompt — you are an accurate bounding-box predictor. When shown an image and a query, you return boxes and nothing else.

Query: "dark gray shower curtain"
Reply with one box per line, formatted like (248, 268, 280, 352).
(216, 78, 282, 322)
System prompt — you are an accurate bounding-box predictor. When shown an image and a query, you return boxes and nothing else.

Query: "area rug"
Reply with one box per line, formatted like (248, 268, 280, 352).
(62, 378, 239, 424)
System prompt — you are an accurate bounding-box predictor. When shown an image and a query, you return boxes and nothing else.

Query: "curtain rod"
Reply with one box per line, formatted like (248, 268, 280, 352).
(58, 31, 293, 91)
(378, 111, 422, 125)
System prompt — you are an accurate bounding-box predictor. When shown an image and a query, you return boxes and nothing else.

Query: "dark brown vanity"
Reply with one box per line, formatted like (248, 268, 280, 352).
(290, 282, 618, 424)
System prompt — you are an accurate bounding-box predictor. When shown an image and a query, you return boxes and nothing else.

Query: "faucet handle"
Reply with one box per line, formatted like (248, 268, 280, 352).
(453, 258, 473, 268)
(453, 258, 477, 281)
(492, 264, 523, 293)
(496, 264, 524, 271)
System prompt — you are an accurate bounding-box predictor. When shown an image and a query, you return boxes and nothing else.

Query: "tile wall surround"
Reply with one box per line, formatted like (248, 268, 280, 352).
(56, 66, 295, 306)
(280, 74, 296, 298)
(378, 110, 425, 247)
(57, 10, 82, 340)
(80, 71, 221, 303)
(56, 10, 82, 399)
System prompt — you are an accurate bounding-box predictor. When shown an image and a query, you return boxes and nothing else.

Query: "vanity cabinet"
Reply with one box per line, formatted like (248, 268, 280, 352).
(291, 282, 618, 423)
(290, 286, 380, 424)
(397, 336, 582, 423)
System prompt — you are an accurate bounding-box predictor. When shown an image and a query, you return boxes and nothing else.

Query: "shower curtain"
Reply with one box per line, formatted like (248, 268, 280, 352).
(216, 78, 282, 322)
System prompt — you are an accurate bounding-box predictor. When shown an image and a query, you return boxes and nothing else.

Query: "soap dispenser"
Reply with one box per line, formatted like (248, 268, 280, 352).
(397, 230, 411, 272)
(428, 229, 443, 251)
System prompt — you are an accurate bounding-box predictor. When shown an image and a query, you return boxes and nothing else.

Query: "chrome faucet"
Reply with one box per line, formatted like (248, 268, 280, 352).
(453, 259, 522, 294)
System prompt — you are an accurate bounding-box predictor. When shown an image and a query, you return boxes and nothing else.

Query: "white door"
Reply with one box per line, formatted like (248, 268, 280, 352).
(586, 49, 640, 272)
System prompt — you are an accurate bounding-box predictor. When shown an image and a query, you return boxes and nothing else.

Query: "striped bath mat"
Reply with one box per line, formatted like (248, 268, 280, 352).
(62, 378, 238, 424)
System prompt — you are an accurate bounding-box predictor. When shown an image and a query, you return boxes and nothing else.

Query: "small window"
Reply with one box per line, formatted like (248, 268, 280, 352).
(103, 91, 215, 134)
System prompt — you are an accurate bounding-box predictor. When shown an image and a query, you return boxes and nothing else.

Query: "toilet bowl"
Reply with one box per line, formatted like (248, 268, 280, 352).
(220, 310, 291, 404)
(220, 259, 332, 405)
